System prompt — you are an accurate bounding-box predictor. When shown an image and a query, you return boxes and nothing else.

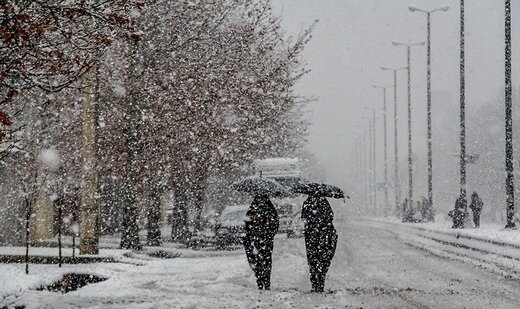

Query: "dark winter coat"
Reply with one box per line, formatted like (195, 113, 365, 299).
(245, 196, 279, 238)
(449, 196, 467, 229)
(243, 195, 279, 290)
(470, 193, 483, 212)
(301, 196, 337, 292)
(301, 196, 335, 232)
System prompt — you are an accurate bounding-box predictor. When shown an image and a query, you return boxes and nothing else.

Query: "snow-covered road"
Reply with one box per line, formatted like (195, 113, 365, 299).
(328, 218, 520, 308)
(5, 215, 520, 308)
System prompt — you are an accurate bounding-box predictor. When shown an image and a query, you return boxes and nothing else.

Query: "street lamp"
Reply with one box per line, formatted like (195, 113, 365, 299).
(381, 66, 407, 216)
(365, 107, 383, 216)
(356, 124, 367, 213)
(373, 84, 393, 215)
(458, 0, 468, 226)
(353, 136, 363, 214)
(409, 4, 449, 215)
(504, 0, 516, 229)
(391, 40, 425, 209)
(364, 123, 370, 214)
(356, 124, 369, 213)
(361, 114, 376, 216)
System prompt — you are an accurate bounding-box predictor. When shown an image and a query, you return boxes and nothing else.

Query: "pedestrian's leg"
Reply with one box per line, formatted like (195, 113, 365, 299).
(319, 232, 337, 292)
(305, 234, 319, 291)
(243, 233, 257, 271)
(263, 239, 273, 290)
(257, 239, 272, 290)
(475, 212, 481, 228)
(253, 239, 264, 289)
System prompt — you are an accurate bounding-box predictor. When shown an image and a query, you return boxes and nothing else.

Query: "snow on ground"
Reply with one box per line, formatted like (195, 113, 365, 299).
(3, 212, 520, 308)
(1, 237, 316, 309)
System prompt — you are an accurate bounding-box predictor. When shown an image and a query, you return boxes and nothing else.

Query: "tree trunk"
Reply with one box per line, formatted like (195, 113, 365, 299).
(171, 184, 189, 243)
(79, 65, 100, 255)
(120, 38, 143, 251)
(192, 184, 206, 232)
(146, 187, 163, 246)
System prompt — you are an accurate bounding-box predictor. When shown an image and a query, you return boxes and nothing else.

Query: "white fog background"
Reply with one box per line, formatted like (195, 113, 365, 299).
(272, 0, 520, 215)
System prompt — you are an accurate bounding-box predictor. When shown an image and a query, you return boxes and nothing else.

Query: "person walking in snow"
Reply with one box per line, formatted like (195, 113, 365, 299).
(421, 196, 434, 222)
(402, 198, 413, 223)
(469, 191, 483, 228)
(413, 200, 423, 223)
(449, 194, 467, 229)
(243, 194, 279, 290)
(301, 195, 338, 293)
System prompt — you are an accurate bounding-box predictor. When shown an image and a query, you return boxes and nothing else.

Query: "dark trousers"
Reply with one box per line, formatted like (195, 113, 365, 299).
(244, 233, 274, 290)
(304, 229, 337, 292)
(472, 210, 481, 228)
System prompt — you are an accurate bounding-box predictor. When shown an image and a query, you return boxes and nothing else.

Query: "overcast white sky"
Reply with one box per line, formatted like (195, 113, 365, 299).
(272, 0, 520, 191)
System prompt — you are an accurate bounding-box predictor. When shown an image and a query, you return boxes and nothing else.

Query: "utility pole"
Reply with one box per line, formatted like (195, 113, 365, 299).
(409, 4, 449, 213)
(373, 85, 393, 215)
(381, 66, 406, 216)
(393, 41, 425, 209)
(459, 0, 467, 221)
(363, 129, 368, 213)
(365, 109, 377, 216)
(371, 109, 377, 216)
(504, 0, 516, 229)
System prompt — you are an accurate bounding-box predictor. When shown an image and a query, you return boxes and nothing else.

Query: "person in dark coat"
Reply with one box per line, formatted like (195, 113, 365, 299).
(402, 198, 413, 223)
(421, 196, 434, 222)
(449, 195, 467, 229)
(242, 194, 279, 290)
(469, 191, 483, 228)
(301, 195, 338, 293)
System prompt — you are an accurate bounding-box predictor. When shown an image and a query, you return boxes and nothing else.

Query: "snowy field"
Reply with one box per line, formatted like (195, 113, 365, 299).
(3, 211, 520, 308)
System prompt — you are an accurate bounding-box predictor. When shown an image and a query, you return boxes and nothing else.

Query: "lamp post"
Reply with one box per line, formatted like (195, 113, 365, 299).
(373, 85, 393, 215)
(363, 126, 370, 213)
(361, 116, 375, 215)
(381, 66, 407, 216)
(504, 0, 516, 229)
(365, 108, 379, 216)
(458, 0, 468, 222)
(409, 4, 449, 214)
(354, 137, 362, 214)
(392, 41, 425, 209)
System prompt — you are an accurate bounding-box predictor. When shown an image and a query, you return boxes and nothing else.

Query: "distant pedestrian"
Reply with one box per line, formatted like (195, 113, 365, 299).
(421, 196, 434, 222)
(402, 198, 413, 223)
(413, 200, 423, 223)
(243, 194, 279, 290)
(449, 195, 467, 229)
(469, 192, 483, 228)
(301, 195, 338, 293)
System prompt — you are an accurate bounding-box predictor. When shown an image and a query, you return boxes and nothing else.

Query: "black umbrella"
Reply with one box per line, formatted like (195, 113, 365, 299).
(231, 177, 290, 198)
(291, 182, 348, 199)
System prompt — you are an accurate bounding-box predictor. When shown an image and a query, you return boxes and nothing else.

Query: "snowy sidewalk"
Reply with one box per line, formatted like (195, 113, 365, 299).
(369, 217, 520, 280)
(0, 236, 329, 309)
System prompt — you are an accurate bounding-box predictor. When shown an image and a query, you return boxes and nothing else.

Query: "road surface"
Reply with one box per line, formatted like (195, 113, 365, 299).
(10, 214, 520, 308)
(316, 217, 520, 308)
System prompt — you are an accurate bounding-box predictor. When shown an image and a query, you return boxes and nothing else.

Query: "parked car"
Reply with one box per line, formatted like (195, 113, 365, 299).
(215, 205, 249, 249)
